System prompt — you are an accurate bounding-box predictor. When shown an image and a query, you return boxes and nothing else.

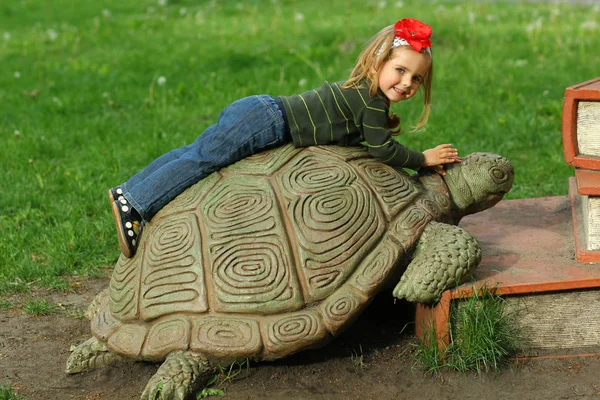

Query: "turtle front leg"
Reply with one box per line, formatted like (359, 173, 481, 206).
(140, 351, 216, 400)
(393, 221, 481, 303)
(66, 336, 124, 374)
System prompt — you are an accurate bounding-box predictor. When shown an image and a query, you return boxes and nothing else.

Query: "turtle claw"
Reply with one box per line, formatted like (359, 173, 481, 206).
(392, 221, 481, 304)
(140, 351, 215, 400)
(141, 377, 187, 400)
(393, 276, 434, 303)
(140, 378, 175, 400)
(391, 283, 410, 302)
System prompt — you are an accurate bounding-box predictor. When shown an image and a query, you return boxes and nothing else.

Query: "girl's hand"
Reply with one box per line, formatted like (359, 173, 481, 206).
(423, 144, 462, 175)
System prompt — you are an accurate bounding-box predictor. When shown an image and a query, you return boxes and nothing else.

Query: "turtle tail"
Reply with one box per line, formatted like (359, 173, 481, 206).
(65, 336, 124, 374)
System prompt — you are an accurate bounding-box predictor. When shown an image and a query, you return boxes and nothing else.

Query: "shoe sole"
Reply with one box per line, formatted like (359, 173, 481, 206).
(108, 189, 133, 258)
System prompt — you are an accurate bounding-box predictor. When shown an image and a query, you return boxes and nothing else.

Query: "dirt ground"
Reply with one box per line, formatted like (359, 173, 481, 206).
(1, 276, 600, 400)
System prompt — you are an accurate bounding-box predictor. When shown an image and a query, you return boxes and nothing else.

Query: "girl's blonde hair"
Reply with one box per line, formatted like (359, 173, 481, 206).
(342, 24, 433, 132)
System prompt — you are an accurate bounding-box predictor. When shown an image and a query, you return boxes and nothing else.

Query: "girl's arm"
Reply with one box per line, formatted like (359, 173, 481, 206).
(360, 102, 424, 169)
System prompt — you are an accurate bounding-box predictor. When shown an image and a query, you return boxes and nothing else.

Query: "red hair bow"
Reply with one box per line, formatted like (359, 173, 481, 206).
(394, 18, 432, 52)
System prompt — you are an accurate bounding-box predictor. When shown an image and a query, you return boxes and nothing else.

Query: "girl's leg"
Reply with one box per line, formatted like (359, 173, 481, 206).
(122, 95, 286, 221)
(110, 95, 287, 256)
(120, 144, 194, 188)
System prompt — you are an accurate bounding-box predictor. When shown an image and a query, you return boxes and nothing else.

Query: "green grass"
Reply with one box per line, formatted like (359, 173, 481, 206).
(0, 299, 13, 310)
(350, 344, 368, 372)
(415, 286, 523, 374)
(0, 384, 25, 400)
(62, 304, 87, 319)
(22, 299, 56, 316)
(414, 322, 446, 374)
(212, 359, 251, 387)
(445, 287, 523, 373)
(194, 359, 249, 398)
(1, 0, 599, 290)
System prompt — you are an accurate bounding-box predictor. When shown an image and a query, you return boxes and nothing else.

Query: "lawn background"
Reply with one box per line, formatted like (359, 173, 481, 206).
(1, 0, 599, 293)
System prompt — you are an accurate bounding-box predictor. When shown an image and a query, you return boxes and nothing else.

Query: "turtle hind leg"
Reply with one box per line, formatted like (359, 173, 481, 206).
(140, 351, 217, 400)
(393, 221, 481, 303)
(65, 336, 124, 374)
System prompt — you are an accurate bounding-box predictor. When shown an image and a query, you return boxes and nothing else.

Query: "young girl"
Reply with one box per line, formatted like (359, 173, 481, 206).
(109, 18, 460, 258)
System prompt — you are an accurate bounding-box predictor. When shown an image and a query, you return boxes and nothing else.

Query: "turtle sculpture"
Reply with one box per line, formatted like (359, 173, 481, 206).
(66, 144, 513, 399)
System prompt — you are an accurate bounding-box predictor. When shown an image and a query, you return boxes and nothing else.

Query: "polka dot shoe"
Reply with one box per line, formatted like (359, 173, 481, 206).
(108, 187, 144, 258)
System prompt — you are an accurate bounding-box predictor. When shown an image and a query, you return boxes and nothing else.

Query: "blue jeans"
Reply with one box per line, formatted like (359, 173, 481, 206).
(121, 95, 288, 221)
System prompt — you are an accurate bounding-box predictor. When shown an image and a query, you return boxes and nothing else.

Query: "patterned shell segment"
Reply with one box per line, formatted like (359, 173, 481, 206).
(97, 145, 447, 361)
(274, 147, 385, 301)
(200, 174, 302, 314)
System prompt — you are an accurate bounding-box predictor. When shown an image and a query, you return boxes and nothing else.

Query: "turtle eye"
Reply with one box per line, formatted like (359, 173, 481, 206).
(489, 167, 508, 183)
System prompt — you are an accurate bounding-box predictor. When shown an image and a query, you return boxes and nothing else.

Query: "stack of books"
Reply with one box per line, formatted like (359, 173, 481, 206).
(563, 77, 600, 263)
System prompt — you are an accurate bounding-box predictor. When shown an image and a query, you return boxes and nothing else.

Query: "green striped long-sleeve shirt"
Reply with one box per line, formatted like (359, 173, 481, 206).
(277, 80, 425, 170)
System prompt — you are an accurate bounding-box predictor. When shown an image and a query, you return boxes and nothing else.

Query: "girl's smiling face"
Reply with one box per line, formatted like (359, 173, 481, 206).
(377, 47, 431, 103)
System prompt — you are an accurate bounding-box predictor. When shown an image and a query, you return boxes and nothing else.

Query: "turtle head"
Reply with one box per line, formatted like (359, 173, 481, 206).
(442, 152, 514, 223)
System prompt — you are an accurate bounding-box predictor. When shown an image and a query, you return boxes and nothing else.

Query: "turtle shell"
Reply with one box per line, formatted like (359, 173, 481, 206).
(91, 144, 451, 363)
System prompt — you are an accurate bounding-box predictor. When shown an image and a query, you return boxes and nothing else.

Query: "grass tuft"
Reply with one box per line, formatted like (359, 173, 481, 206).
(196, 359, 250, 398)
(0, 300, 13, 310)
(350, 344, 368, 372)
(415, 286, 523, 374)
(63, 305, 87, 319)
(0, 383, 25, 400)
(413, 322, 446, 374)
(214, 359, 251, 387)
(0, 280, 30, 296)
(22, 299, 57, 316)
(446, 286, 523, 373)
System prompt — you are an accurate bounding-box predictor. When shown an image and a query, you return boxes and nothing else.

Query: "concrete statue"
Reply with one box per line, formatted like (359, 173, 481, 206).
(66, 144, 514, 399)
